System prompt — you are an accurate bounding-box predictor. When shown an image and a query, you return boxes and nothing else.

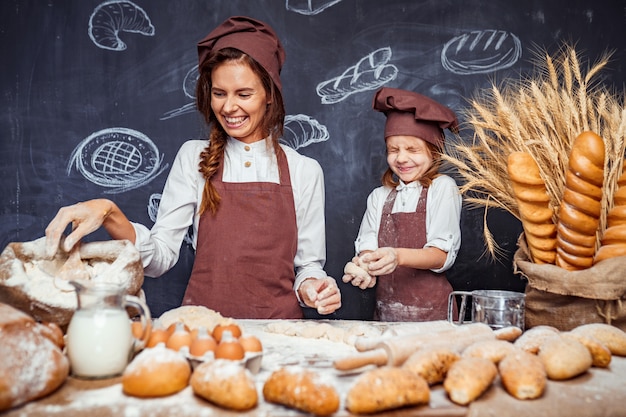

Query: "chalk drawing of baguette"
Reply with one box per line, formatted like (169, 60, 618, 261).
(88, 0, 155, 51)
(316, 47, 398, 104)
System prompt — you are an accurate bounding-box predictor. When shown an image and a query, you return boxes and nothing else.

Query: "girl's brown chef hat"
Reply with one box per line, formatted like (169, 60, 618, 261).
(197, 16, 286, 92)
(373, 87, 459, 148)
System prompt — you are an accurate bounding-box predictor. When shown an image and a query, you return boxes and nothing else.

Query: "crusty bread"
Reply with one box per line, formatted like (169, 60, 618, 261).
(191, 359, 258, 410)
(507, 152, 557, 264)
(443, 357, 497, 405)
(513, 325, 560, 354)
(538, 334, 592, 380)
(462, 339, 517, 364)
(562, 332, 612, 368)
(262, 366, 339, 416)
(122, 344, 191, 397)
(570, 323, 626, 356)
(499, 350, 547, 400)
(556, 131, 605, 270)
(346, 366, 430, 414)
(0, 303, 69, 411)
(402, 348, 460, 385)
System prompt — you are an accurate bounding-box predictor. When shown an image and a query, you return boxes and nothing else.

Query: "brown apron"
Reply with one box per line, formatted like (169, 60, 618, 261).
(375, 186, 454, 322)
(183, 147, 302, 319)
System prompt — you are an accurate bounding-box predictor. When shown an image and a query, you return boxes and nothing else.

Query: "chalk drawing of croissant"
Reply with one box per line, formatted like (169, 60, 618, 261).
(161, 65, 199, 120)
(441, 29, 522, 75)
(286, 0, 343, 15)
(88, 0, 155, 51)
(280, 114, 330, 150)
(316, 47, 398, 104)
(67, 127, 168, 194)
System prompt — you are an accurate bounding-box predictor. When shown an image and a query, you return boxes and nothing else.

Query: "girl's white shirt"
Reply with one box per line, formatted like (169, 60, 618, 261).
(354, 175, 462, 273)
(132, 138, 328, 292)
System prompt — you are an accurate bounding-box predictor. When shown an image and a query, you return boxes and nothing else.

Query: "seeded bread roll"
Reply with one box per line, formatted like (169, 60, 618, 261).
(556, 131, 605, 270)
(499, 350, 547, 400)
(191, 359, 257, 411)
(443, 357, 497, 405)
(595, 164, 626, 263)
(346, 366, 430, 414)
(262, 366, 339, 416)
(507, 152, 557, 264)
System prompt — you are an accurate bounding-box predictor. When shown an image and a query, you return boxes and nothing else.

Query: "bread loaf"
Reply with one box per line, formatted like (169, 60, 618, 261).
(443, 357, 497, 405)
(402, 348, 460, 385)
(570, 323, 626, 356)
(513, 325, 560, 354)
(498, 350, 547, 400)
(122, 344, 191, 397)
(0, 303, 69, 411)
(462, 339, 517, 364)
(191, 359, 258, 411)
(595, 164, 626, 263)
(562, 332, 612, 368)
(555, 131, 605, 270)
(262, 366, 340, 416)
(538, 334, 592, 380)
(507, 151, 557, 264)
(346, 366, 430, 414)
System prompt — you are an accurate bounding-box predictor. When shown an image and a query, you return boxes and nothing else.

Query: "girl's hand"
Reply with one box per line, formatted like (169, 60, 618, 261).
(342, 257, 377, 289)
(299, 277, 342, 315)
(361, 247, 398, 276)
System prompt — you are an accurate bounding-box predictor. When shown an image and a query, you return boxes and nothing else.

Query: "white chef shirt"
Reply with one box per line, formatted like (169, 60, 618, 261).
(133, 138, 328, 292)
(354, 175, 462, 273)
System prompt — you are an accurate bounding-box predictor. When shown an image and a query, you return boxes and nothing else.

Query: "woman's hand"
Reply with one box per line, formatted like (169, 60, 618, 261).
(361, 247, 398, 276)
(299, 277, 342, 315)
(45, 199, 114, 257)
(342, 256, 377, 289)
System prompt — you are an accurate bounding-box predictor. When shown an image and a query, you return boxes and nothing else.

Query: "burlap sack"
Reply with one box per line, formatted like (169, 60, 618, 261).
(513, 233, 626, 331)
(0, 237, 144, 328)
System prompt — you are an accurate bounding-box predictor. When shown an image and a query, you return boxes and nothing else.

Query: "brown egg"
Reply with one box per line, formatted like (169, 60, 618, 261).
(166, 321, 190, 336)
(214, 331, 245, 360)
(212, 322, 242, 342)
(146, 328, 170, 348)
(131, 320, 152, 343)
(189, 327, 217, 357)
(239, 335, 263, 353)
(166, 322, 193, 352)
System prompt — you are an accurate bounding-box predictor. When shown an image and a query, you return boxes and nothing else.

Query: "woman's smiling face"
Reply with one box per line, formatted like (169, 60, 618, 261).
(210, 60, 269, 144)
(386, 135, 434, 183)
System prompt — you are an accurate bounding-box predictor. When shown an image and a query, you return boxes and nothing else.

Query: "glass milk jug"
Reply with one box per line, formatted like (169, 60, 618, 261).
(66, 280, 151, 379)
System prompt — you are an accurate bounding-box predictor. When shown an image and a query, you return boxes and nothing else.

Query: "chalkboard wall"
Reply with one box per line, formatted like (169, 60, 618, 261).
(2, 0, 625, 319)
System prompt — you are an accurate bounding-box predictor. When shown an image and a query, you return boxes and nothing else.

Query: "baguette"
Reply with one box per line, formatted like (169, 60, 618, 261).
(595, 164, 626, 263)
(443, 357, 497, 405)
(499, 350, 547, 400)
(507, 152, 557, 264)
(556, 131, 605, 270)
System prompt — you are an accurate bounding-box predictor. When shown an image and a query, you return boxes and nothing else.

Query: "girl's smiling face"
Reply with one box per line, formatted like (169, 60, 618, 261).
(210, 60, 269, 144)
(386, 135, 434, 183)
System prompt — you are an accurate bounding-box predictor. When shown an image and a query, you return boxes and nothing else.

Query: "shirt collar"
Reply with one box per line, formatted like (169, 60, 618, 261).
(396, 180, 419, 191)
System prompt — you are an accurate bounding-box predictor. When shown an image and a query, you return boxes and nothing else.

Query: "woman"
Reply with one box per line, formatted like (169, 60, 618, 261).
(45, 16, 341, 319)
(343, 87, 461, 321)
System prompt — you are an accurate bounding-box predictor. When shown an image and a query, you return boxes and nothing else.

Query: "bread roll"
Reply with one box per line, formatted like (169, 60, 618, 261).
(346, 366, 430, 414)
(571, 323, 626, 356)
(595, 165, 626, 263)
(122, 344, 191, 397)
(402, 348, 460, 385)
(0, 303, 69, 411)
(191, 359, 257, 411)
(556, 131, 605, 270)
(493, 326, 523, 342)
(538, 335, 592, 380)
(262, 366, 339, 416)
(499, 350, 547, 400)
(443, 357, 497, 405)
(507, 152, 557, 264)
(462, 339, 517, 364)
(562, 332, 612, 368)
(513, 325, 560, 354)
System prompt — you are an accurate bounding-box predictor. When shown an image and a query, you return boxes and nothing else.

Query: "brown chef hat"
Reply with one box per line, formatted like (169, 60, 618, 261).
(197, 16, 286, 92)
(372, 87, 459, 148)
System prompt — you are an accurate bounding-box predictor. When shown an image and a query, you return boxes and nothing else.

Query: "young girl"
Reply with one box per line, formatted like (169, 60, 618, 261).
(343, 87, 461, 321)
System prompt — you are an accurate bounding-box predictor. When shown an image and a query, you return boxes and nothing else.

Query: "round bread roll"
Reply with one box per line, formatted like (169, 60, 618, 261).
(122, 344, 191, 397)
(191, 359, 257, 411)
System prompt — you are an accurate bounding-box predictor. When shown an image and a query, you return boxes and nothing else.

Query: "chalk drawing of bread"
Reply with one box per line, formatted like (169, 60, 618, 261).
(286, 0, 342, 15)
(67, 127, 168, 193)
(316, 47, 398, 104)
(280, 114, 330, 150)
(161, 64, 199, 120)
(88, 0, 155, 51)
(441, 30, 521, 75)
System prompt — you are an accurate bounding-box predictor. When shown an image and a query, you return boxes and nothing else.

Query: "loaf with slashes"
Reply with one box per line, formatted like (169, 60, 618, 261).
(507, 151, 557, 264)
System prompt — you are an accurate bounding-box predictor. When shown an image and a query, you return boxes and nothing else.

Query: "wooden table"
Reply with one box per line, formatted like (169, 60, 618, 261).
(4, 320, 626, 417)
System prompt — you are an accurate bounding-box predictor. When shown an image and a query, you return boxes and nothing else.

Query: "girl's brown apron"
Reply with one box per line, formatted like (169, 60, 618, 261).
(375, 186, 454, 322)
(183, 147, 302, 319)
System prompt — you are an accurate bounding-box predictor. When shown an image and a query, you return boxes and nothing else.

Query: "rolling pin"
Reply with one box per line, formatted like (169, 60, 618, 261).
(334, 322, 495, 371)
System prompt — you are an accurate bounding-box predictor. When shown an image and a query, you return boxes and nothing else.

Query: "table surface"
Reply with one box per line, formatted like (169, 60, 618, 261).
(4, 319, 626, 417)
